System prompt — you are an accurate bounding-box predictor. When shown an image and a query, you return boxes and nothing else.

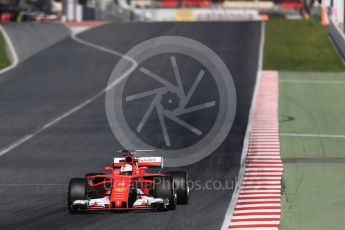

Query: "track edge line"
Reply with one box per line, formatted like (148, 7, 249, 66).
(0, 25, 19, 75)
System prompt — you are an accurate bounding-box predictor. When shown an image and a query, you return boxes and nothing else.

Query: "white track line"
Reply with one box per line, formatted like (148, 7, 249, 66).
(280, 133, 345, 138)
(239, 194, 281, 197)
(221, 22, 265, 230)
(0, 25, 19, 74)
(232, 215, 280, 219)
(280, 79, 345, 84)
(0, 25, 137, 157)
(0, 184, 66, 187)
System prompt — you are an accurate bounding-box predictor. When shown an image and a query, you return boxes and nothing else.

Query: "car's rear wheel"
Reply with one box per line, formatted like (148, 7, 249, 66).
(154, 176, 176, 210)
(68, 178, 88, 214)
(168, 171, 189, 204)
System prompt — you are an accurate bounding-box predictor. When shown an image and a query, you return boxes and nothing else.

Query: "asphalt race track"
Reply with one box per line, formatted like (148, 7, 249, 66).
(0, 22, 262, 230)
(3, 23, 70, 62)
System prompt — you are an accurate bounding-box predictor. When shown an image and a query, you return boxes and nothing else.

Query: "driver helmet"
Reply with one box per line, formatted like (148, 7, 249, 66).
(121, 164, 133, 175)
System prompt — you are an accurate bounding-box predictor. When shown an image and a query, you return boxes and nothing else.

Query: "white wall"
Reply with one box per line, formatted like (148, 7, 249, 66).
(331, 0, 344, 26)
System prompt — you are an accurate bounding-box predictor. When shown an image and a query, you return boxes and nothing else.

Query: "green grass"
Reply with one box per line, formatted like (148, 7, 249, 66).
(279, 72, 345, 230)
(0, 31, 10, 69)
(264, 19, 345, 72)
(279, 72, 345, 134)
(281, 164, 345, 230)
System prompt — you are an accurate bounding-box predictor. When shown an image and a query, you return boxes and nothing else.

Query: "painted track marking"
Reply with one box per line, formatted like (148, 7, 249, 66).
(227, 71, 282, 230)
(0, 25, 19, 74)
(0, 184, 66, 187)
(279, 79, 345, 84)
(280, 133, 345, 138)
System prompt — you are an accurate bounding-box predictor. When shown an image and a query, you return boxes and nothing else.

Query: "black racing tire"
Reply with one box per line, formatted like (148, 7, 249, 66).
(128, 188, 138, 208)
(168, 171, 189, 204)
(68, 178, 88, 214)
(154, 176, 176, 210)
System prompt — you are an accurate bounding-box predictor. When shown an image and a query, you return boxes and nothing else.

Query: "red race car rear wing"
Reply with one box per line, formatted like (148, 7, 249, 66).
(113, 156, 163, 168)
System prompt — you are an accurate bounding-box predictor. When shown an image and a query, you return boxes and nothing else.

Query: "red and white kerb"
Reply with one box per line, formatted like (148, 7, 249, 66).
(229, 71, 283, 230)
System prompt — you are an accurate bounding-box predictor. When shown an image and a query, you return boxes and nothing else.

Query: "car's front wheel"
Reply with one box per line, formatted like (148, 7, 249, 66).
(168, 171, 189, 204)
(68, 178, 88, 214)
(154, 176, 176, 210)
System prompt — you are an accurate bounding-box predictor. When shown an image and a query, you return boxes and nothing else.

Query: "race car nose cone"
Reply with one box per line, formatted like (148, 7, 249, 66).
(115, 201, 122, 208)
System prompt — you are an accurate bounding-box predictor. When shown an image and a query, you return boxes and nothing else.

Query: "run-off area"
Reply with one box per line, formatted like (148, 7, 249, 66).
(279, 71, 345, 230)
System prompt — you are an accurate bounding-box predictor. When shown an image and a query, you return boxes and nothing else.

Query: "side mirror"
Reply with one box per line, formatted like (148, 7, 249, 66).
(104, 167, 113, 171)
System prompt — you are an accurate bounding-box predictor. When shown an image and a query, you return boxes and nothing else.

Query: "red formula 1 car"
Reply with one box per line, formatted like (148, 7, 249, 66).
(68, 150, 189, 213)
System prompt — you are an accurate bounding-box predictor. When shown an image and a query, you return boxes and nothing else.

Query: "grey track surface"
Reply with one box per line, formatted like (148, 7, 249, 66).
(3, 22, 70, 62)
(0, 22, 262, 230)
